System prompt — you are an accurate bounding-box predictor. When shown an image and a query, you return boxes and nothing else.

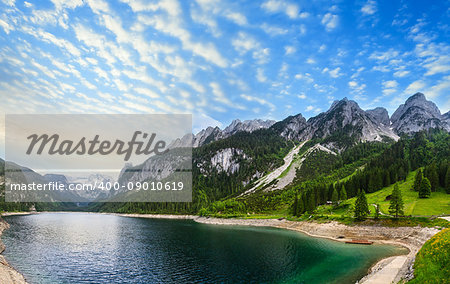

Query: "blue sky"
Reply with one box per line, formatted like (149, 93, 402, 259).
(0, 0, 449, 134)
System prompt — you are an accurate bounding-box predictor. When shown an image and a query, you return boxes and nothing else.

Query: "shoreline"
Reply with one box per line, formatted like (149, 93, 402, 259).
(116, 213, 440, 284)
(0, 212, 442, 283)
(0, 217, 27, 284)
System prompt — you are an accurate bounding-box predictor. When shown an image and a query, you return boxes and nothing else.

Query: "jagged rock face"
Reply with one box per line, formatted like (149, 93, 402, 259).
(270, 114, 307, 140)
(366, 107, 390, 126)
(391, 93, 449, 134)
(193, 126, 224, 147)
(170, 119, 276, 149)
(300, 98, 398, 142)
(223, 119, 276, 136)
(209, 148, 247, 174)
(444, 111, 450, 123)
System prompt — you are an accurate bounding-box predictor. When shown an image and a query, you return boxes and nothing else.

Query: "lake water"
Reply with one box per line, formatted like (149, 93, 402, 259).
(2, 213, 407, 283)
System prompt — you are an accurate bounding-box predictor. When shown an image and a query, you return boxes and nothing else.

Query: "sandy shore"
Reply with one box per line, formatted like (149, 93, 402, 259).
(0, 218, 27, 284)
(115, 214, 440, 284)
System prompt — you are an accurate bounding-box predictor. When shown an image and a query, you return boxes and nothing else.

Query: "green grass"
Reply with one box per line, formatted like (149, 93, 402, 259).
(341, 170, 450, 217)
(409, 228, 450, 283)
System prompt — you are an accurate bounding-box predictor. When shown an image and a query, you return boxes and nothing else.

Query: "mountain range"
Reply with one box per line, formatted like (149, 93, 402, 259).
(2, 92, 449, 205)
(171, 92, 448, 149)
(118, 92, 449, 191)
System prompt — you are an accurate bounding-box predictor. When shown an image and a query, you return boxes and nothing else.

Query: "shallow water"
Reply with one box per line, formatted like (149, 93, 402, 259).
(2, 213, 407, 283)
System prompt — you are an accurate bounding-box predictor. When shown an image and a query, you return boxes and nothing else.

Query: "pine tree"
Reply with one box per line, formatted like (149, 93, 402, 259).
(445, 166, 450, 194)
(419, 177, 431, 198)
(292, 194, 298, 216)
(428, 164, 439, 191)
(413, 169, 423, 191)
(331, 187, 339, 205)
(339, 185, 347, 201)
(389, 183, 404, 218)
(297, 194, 304, 215)
(307, 192, 316, 213)
(374, 204, 380, 220)
(354, 190, 369, 221)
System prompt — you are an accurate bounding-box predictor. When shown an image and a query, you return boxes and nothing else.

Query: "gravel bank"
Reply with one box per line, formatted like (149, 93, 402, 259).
(0, 218, 27, 284)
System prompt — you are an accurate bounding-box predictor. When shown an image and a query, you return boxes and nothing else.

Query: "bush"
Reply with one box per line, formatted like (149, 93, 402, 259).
(409, 228, 450, 283)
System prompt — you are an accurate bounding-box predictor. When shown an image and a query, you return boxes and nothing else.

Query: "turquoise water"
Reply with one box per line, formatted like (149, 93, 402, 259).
(2, 213, 407, 283)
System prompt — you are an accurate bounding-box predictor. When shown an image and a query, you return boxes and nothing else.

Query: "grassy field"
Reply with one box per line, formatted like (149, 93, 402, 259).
(317, 170, 450, 217)
(409, 228, 450, 283)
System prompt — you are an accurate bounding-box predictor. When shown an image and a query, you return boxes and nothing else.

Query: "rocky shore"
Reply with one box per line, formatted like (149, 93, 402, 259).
(0, 217, 27, 284)
(192, 217, 440, 284)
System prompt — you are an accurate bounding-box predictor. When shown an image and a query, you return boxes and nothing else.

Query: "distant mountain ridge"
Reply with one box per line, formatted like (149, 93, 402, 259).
(189, 92, 448, 146)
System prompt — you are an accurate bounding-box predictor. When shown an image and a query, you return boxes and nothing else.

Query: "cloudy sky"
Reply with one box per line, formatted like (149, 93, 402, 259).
(0, 0, 449, 135)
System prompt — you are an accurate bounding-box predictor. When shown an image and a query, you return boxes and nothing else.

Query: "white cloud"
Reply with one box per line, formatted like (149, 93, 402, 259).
(382, 80, 398, 96)
(405, 80, 426, 95)
(240, 94, 275, 111)
(134, 87, 160, 99)
(319, 44, 326, 52)
(361, 0, 377, 15)
(232, 32, 269, 64)
(299, 24, 307, 35)
(284, 46, 296, 55)
(0, 18, 13, 34)
(210, 82, 236, 108)
(224, 11, 247, 25)
(297, 93, 306, 99)
(383, 80, 398, 89)
(256, 68, 267, 82)
(261, 23, 288, 36)
(261, 0, 299, 19)
(321, 13, 339, 31)
(306, 58, 315, 64)
(294, 73, 313, 83)
(424, 75, 450, 99)
(305, 105, 321, 113)
(137, 13, 228, 68)
(348, 80, 366, 94)
(323, 67, 342, 78)
(369, 49, 399, 61)
(423, 55, 450, 76)
(394, 70, 410, 77)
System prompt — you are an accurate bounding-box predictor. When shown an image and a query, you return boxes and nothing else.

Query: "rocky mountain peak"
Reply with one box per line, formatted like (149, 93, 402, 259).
(301, 97, 398, 144)
(391, 93, 448, 134)
(271, 113, 307, 140)
(223, 118, 276, 135)
(366, 107, 390, 126)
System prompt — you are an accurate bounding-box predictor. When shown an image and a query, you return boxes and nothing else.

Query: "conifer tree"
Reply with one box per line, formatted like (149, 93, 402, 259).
(339, 185, 347, 201)
(389, 183, 404, 218)
(374, 204, 380, 220)
(354, 190, 369, 221)
(292, 194, 298, 216)
(413, 169, 423, 191)
(331, 187, 339, 205)
(419, 177, 431, 198)
(445, 166, 450, 194)
(428, 164, 439, 191)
